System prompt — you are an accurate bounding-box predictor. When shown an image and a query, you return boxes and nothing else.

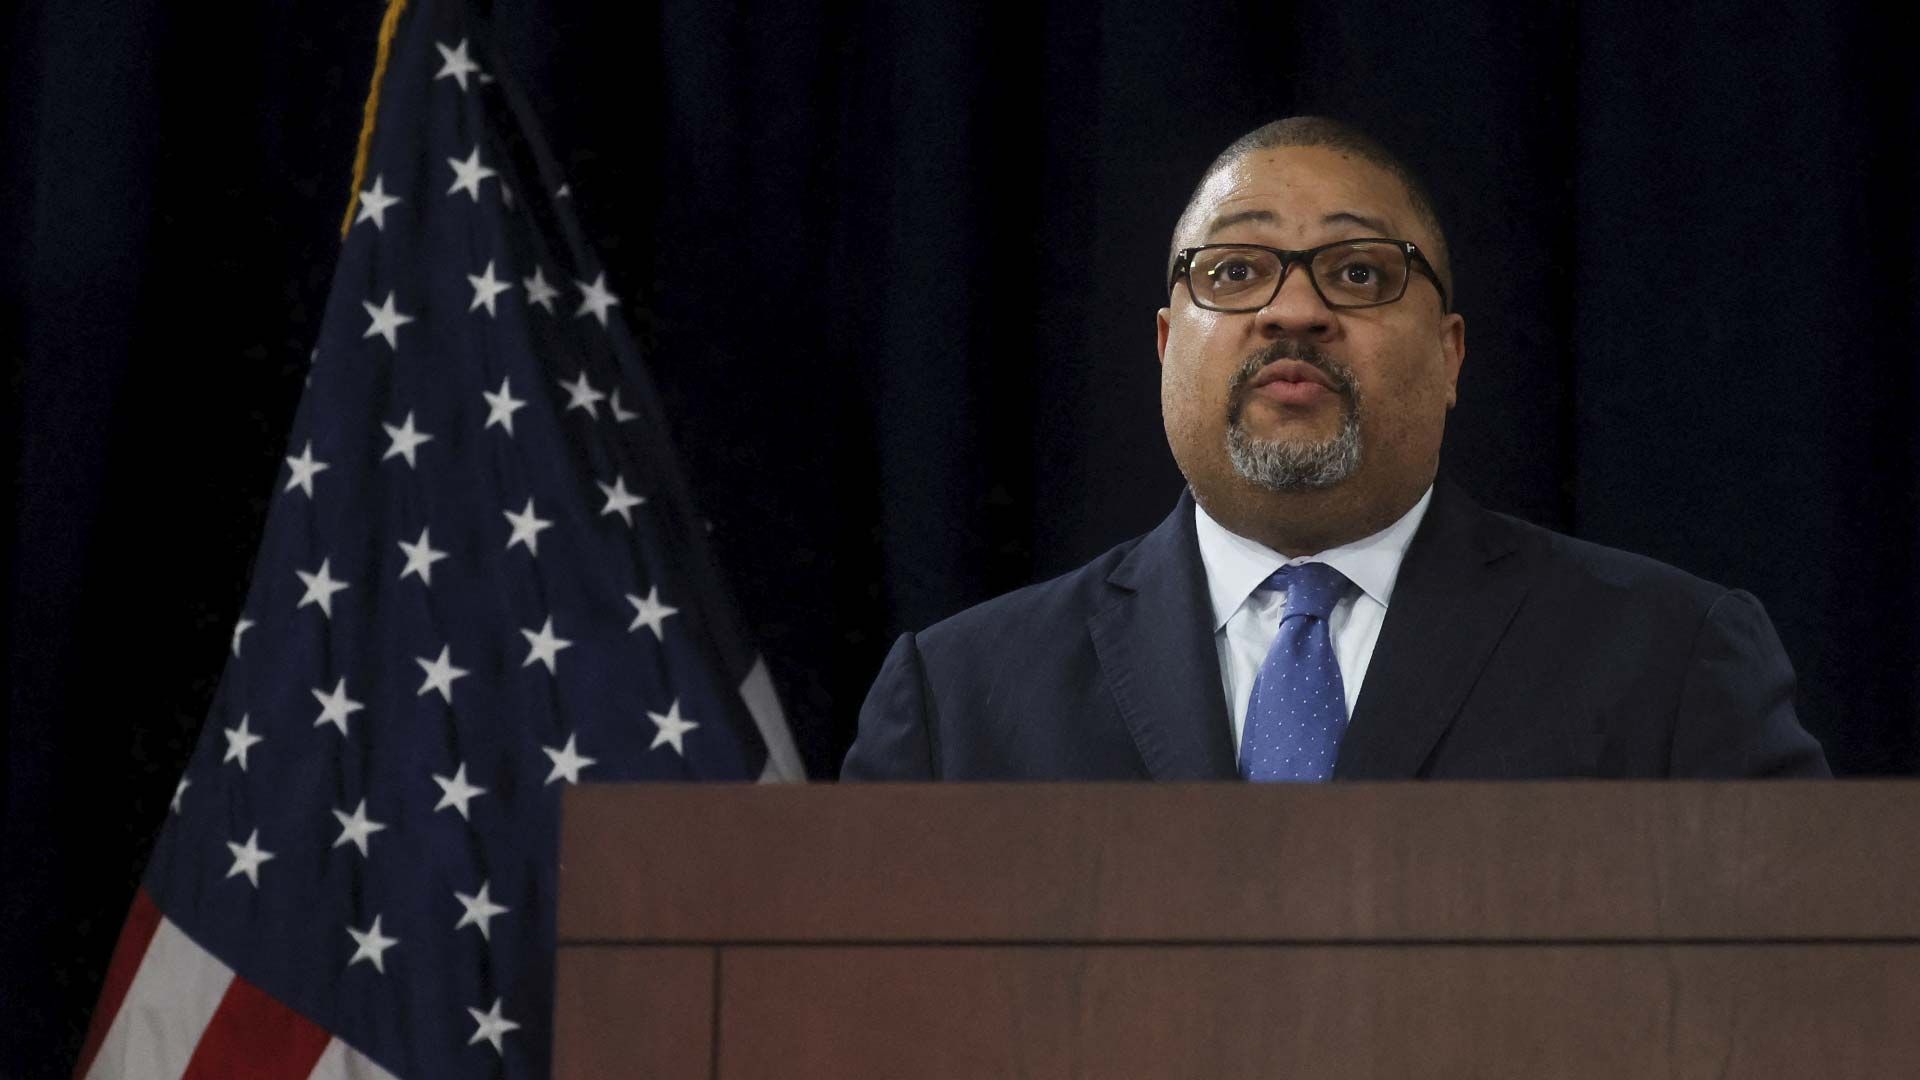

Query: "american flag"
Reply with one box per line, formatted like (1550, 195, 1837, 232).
(74, 1, 803, 1075)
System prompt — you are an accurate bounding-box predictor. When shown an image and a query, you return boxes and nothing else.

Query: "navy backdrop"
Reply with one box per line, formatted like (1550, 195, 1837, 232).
(5, 1, 1916, 1072)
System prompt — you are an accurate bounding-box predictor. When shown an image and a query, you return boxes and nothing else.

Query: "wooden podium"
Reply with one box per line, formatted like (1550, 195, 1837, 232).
(554, 783, 1920, 1078)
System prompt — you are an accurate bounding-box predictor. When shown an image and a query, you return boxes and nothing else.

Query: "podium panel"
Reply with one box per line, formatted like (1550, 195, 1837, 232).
(555, 784, 1920, 1078)
(552, 946, 711, 1078)
(712, 944, 1920, 1078)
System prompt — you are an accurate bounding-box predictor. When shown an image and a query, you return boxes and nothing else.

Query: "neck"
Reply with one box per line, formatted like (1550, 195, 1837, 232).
(1197, 474, 1429, 558)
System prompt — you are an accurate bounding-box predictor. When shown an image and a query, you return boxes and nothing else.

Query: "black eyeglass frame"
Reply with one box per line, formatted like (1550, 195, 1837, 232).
(1168, 238, 1450, 314)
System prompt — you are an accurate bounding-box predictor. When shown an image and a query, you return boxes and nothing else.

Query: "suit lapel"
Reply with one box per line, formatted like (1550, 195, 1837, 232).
(1333, 482, 1532, 779)
(1088, 493, 1240, 780)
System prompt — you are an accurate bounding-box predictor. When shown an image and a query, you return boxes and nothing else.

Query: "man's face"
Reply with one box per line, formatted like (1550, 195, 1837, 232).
(1156, 146, 1466, 533)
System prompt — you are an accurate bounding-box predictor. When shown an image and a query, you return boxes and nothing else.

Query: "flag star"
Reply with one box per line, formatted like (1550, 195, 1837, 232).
(295, 557, 349, 618)
(575, 272, 620, 326)
(499, 181, 515, 209)
(432, 763, 487, 820)
(224, 829, 275, 888)
(415, 644, 469, 704)
(454, 881, 510, 941)
(482, 376, 527, 436)
(284, 440, 330, 498)
(230, 616, 255, 657)
(347, 915, 399, 974)
(381, 411, 435, 468)
(361, 291, 414, 350)
(353, 174, 401, 230)
(434, 38, 483, 92)
(447, 147, 497, 202)
(332, 798, 388, 857)
(311, 677, 365, 736)
(609, 387, 639, 422)
(397, 526, 449, 585)
(466, 260, 514, 316)
(171, 777, 189, 815)
(466, 997, 520, 1055)
(647, 699, 700, 756)
(542, 734, 597, 785)
(558, 371, 606, 417)
(522, 266, 560, 312)
(503, 497, 554, 556)
(625, 587, 679, 639)
(520, 616, 573, 674)
(555, 182, 572, 198)
(596, 475, 646, 526)
(222, 713, 264, 771)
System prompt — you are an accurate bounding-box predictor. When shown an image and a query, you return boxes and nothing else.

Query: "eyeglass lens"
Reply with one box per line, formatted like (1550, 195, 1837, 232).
(1187, 242, 1409, 311)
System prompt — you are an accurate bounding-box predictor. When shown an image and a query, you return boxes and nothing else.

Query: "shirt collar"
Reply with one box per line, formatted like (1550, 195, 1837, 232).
(1192, 485, 1434, 632)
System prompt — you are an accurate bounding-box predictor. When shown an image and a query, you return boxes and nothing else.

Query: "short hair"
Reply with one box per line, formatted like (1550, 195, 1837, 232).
(1168, 116, 1453, 309)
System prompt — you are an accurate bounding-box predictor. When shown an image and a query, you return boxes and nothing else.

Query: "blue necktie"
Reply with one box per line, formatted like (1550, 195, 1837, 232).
(1240, 562, 1352, 782)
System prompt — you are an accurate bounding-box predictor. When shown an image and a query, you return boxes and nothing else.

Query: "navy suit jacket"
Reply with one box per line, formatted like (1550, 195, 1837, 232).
(842, 483, 1830, 780)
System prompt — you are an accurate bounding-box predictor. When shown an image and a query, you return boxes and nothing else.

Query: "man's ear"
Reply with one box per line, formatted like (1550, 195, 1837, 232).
(1441, 312, 1465, 408)
(1156, 307, 1172, 364)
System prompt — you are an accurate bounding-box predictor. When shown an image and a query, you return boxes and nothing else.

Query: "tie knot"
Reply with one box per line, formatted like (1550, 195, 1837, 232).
(1262, 562, 1350, 620)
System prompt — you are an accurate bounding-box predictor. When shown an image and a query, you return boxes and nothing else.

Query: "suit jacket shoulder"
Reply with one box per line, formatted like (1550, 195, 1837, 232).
(919, 534, 1144, 657)
(1340, 484, 1829, 779)
(1494, 505, 1724, 607)
(844, 495, 1232, 780)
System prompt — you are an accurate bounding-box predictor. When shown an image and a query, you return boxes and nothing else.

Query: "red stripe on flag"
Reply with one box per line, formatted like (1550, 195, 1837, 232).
(177, 976, 333, 1080)
(73, 888, 165, 1079)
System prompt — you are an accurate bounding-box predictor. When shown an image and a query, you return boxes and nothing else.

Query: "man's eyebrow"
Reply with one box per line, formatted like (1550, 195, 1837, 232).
(1321, 210, 1392, 235)
(1204, 209, 1395, 239)
(1204, 209, 1278, 236)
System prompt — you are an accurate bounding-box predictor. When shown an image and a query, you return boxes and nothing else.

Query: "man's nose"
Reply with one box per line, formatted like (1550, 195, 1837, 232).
(1253, 263, 1335, 339)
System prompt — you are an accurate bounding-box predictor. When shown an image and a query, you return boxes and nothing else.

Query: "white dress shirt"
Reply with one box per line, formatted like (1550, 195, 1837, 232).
(1193, 486, 1433, 764)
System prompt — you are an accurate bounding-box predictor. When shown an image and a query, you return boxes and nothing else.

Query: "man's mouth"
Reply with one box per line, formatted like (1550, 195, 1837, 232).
(1249, 359, 1339, 393)
(1244, 358, 1344, 409)
(1227, 348, 1355, 425)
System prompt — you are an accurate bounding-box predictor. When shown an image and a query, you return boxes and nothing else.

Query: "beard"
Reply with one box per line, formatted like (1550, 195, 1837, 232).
(1223, 342, 1363, 491)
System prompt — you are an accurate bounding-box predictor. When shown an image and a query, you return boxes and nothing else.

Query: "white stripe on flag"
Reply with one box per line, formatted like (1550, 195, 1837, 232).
(742, 654, 805, 782)
(307, 1036, 403, 1080)
(84, 916, 235, 1080)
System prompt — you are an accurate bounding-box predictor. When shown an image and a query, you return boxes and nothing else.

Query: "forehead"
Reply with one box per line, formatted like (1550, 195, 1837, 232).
(1190, 146, 1419, 246)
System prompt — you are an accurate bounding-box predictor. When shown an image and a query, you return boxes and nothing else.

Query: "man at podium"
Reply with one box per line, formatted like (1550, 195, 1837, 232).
(843, 116, 1828, 783)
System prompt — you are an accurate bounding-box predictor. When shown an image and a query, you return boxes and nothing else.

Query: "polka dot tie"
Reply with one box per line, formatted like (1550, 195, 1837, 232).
(1240, 562, 1352, 782)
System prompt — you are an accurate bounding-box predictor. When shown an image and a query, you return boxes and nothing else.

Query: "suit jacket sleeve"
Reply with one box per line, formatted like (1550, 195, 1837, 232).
(841, 632, 940, 780)
(1670, 589, 1830, 777)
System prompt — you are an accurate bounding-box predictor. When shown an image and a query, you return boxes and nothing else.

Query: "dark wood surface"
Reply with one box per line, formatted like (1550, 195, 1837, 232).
(554, 784, 1920, 1077)
(559, 782, 1920, 943)
(712, 944, 1920, 1079)
(552, 945, 712, 1080)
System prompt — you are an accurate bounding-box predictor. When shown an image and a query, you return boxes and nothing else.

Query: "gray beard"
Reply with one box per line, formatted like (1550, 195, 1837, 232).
(1223, 348, 1363, 491)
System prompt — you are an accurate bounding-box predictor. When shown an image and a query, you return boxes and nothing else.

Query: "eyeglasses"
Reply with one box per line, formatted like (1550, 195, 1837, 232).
(1169, 239, 1449, 313)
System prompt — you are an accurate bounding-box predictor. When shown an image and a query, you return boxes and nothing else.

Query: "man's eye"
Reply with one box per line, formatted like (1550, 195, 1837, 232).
(1205, 255, 1272, 289)
(1335, 262, 1378, 285)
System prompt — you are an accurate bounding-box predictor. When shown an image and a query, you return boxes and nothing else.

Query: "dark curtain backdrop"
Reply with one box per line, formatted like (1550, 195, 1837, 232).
(5, 0, 1916, 1071)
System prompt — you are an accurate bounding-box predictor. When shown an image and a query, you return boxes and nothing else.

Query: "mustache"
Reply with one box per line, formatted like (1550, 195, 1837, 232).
(1226, 342, 1355, 423)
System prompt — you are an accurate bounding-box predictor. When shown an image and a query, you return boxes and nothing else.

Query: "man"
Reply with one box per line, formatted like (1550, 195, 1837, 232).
(842, 116, 1829, 781)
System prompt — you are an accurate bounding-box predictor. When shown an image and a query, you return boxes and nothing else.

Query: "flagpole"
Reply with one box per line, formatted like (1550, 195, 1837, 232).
(338, 0, 412, 239)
